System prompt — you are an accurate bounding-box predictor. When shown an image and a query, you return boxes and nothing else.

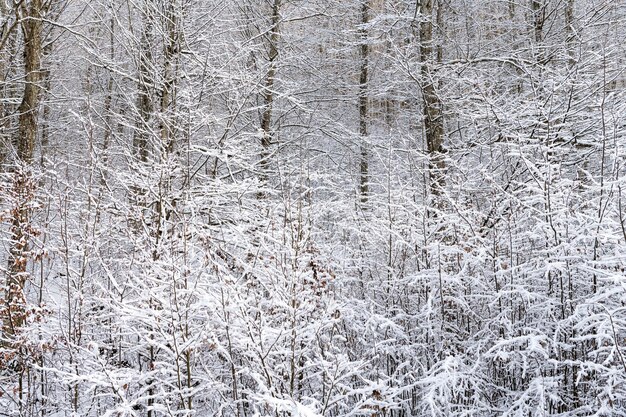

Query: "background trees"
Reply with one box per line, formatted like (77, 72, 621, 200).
(0, 0, 625, 416)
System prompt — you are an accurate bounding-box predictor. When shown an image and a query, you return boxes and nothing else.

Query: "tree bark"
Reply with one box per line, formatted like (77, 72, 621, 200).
(159, 0, 179, 157)
(2, 8, 45, 408)
(358, 0, 370, 204)
(134, 4, 154, 164)
(5, 0, 44, 333)
(565, 0, 575, 66)
(419, 0, 445, 198)
(15, 0, 43, 164)
(258, 0, 281, 195)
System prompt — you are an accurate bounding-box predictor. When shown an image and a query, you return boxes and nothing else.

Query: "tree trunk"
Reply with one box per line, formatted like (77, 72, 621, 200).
(4, 0, 44, 334)
(134, 4, 154, 164)
(565, 0, 575, 66)
(159, 0, 179, 157)
(0, 1, 19, 167)
(15, 0, 43, 164)
(2, 5, 45, 410)
(419, 0, 445, 198)
(258, 0, 281, 196)
(358, 0, 370, 204)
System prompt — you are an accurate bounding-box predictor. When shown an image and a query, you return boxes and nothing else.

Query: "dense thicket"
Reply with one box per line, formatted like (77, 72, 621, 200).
(1, 0, 626, 416)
